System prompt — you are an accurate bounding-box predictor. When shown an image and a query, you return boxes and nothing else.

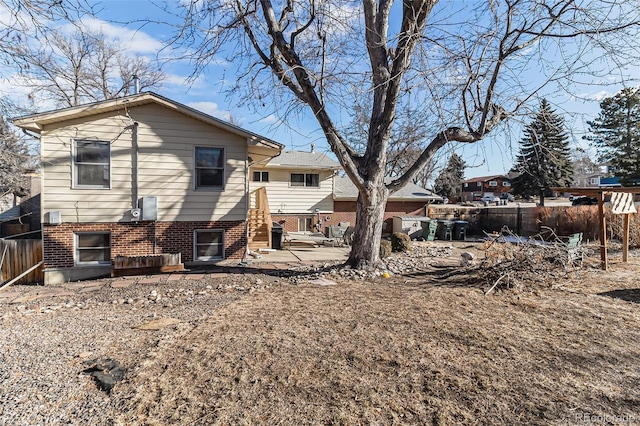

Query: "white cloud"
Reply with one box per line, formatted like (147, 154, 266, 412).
(258, 114, 278, 124)
(71, 17, 165, 54)
(188, 101, 232, 121)
(577, 90, 612, 101)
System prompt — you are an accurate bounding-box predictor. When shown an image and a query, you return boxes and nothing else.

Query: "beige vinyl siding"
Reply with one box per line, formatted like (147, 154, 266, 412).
(250, 168, 334, 213)
(41, 104, 248, 223)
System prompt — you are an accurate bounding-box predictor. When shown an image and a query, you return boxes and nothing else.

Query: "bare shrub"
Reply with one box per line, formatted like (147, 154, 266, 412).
(391, 233, 412, 252)
(536, 206, 640, 248)
(481, 227, 580, 293)
(379, 240, 392, 258)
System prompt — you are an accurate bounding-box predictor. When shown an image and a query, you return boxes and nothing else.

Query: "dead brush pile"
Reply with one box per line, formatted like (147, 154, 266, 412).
(478, 227, 580, 294)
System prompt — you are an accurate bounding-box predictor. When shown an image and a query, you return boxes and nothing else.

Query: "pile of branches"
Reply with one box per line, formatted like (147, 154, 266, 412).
(479, 226, 582, 294)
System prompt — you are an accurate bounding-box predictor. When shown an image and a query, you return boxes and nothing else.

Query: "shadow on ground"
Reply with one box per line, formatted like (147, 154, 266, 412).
(598, 289, 640, 304)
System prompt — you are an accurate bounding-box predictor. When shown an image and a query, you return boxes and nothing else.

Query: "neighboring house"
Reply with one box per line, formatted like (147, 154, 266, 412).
(249, 149, 441, 236)
(12, 92, 283, 284)
(572, 173, 602, 188)
(461, 175, 512, 202)
(332, 176, 441, 233)
(249, 149, 341, 234)
(0, 171, 41, 237)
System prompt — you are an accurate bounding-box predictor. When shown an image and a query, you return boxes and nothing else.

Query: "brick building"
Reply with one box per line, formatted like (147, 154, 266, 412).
(13, 92, 283, 284)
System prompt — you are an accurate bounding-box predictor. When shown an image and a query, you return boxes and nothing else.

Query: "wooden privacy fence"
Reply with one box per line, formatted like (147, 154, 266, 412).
(0, 238, 44, 285)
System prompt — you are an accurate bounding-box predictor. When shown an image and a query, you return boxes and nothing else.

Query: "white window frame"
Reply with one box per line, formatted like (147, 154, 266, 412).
(290, 173, 320, 187)
(72, 139, 111, 189)
(194, 146, 225, 190)
(590, 177, 599, 185)
(464, 182, 468, 188)
(299, 217, 314, 232)
(194, 229, 225, 261)
(253, 171, 269, 182)
(74, 232, 111, 265)
(489, 180, 498, 187)
(476, 182, 482, 187)
(502, 181, 511, 187)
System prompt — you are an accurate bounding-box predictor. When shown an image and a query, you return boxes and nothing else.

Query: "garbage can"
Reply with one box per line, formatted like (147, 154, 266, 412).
(421, 220, 437, 241)
(436, 220, 453, 241)
(271, 222, 283, 250)
(453, 220, 469, 240)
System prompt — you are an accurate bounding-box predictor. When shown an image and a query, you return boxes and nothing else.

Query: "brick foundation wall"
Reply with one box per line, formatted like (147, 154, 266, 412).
(43, 220, 247, 269)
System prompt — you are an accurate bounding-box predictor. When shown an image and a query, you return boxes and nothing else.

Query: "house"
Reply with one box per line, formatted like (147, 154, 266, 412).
(248, 150, 441, 237)
(12, 92, 283, 284)
(0, 171, 41, 238)
(249, 149, 341, 236)
(332, 176, 441, 233)
(461, 175, 512, 202)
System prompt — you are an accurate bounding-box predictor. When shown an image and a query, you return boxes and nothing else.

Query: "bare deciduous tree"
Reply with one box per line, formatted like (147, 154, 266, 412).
(167, 0, 639, 267)
(0, 115, 36, 199)
(14, 30, 164, 108)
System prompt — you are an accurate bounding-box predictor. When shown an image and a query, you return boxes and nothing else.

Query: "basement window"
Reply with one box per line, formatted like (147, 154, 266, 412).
(75, 232, 111, 265)
(194, 229, 224, 260)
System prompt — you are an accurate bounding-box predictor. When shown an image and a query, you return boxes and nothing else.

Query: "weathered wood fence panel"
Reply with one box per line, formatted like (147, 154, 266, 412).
(0, 238, 44, 285)
(112, 253, 184, 277)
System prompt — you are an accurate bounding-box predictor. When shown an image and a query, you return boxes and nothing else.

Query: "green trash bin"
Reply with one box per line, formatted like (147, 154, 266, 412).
(421, 220, 437, 241)
(436, 220, 453, 241)
(453, 220, 468, 240)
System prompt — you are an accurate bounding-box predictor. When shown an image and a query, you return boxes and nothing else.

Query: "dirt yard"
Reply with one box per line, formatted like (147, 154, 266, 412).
(2, 245, 640, 425)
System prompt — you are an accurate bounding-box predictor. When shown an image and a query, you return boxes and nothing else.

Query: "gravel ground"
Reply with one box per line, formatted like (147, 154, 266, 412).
(0, 243, 465, 425)
(0, 272, 266, 425)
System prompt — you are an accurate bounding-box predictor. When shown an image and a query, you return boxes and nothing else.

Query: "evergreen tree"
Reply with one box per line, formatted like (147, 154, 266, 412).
(585, 88, 640, 185)
(510, 99, 574, 206)
(433, 153, 466, 200)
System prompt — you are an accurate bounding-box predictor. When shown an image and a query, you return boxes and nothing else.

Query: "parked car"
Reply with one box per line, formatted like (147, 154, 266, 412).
(572, 196, 598, 206)
(480, 194, 496, 203)
(500, 193, 515, 202)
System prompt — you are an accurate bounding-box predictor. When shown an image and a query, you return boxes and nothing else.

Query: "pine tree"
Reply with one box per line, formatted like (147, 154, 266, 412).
(510, 99, 574, 206)
(585, 88, 640, 185)
(433, 153, 466, 200)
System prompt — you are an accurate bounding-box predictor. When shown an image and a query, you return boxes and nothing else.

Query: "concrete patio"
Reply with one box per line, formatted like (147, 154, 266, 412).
(218, 245, 351, 267)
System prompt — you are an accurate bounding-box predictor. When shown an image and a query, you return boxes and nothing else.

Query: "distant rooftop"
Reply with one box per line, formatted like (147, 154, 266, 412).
(333, 176, 441, 201)
(265, 150, 341, 170)
(462, 175, 509, 183)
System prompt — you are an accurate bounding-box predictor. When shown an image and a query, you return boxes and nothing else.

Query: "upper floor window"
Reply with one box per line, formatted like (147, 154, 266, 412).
(195, 147, 225, 190)
(590, 177, 599, 185)
(489, 180, 498, 187)
(253, 171, 269, 182)
(502, 181, 511, 187)
(476, 182, 482, 187)
(464, 183, 469, 188)
(74, 140, 110, 188)
(291, 173, 319, 187)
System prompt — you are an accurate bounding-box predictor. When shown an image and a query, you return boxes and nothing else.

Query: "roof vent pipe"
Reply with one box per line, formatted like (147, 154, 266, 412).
(311, 143, 315, 153)
(132, 74, 139, 94)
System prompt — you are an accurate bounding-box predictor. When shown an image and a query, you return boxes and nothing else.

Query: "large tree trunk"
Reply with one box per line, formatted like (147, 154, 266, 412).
(347, 183, 389, 269)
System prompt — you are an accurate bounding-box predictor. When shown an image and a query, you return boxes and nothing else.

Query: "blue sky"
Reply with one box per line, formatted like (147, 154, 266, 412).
(1, 0, 635, 182)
